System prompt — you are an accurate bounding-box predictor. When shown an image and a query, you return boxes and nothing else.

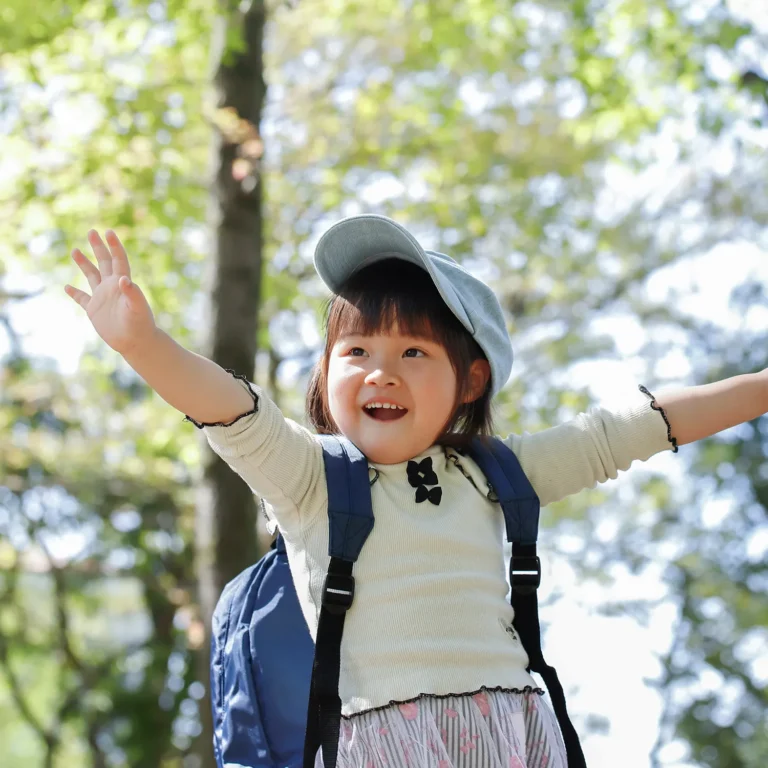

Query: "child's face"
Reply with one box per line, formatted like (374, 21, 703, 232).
(326, 329, 459, 464)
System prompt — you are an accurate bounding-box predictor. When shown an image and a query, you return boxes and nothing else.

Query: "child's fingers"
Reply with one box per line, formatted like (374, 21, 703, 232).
(106, 230, 132, 280)
(87, 230, 113, 278)
(64, 284, 91, 310)
(71, 248, 101, 291)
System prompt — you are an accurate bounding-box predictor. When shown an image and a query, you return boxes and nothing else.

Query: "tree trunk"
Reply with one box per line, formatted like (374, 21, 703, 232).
(194, 2, 267, 765)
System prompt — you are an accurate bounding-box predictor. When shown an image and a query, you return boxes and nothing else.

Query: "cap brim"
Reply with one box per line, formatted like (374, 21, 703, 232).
(314, 214, 427, 290)
(314, 214, 473, 331)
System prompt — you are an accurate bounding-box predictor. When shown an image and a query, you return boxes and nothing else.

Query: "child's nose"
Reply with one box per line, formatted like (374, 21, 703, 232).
(364, 367, 401, 387)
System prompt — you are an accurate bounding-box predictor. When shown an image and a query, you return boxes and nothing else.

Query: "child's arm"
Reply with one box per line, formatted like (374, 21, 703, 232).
(66, 229, 325, 531)
(122, 328, 255, 426)
(653, 371, 768, 446)
(505, 370, 768, 507)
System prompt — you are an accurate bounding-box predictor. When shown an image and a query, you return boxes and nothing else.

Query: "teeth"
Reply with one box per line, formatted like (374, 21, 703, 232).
(365, 403, 405, 410)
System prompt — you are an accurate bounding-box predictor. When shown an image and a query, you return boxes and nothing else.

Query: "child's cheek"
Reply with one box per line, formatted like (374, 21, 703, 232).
(327, 368, 357, 414)
(332, 367, 359, 395)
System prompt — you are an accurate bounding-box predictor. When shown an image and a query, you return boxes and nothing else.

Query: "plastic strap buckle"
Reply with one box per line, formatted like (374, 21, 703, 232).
(322, 572, 355, 615)
(510, 555, 541, 595)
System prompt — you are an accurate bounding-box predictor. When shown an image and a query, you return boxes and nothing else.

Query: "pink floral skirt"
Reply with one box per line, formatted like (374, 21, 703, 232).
(317, 688, 567, 768)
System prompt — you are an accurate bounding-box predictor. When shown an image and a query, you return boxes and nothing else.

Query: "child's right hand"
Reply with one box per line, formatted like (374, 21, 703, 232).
(64, 230, 157, 358)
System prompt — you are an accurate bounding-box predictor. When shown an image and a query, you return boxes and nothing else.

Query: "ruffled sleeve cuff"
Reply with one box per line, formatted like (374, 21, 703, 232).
(182, 369, 259, 429)
(178, 369, 325, 533)
(638, 385, 679, 453)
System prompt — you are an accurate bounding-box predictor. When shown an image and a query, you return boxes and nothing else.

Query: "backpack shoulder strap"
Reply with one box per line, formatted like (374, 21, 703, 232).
(317, 434, 375, 561)
(466, 437, 587, 768)
(305, 434, 375, 768)
(466, 436, 540, 546)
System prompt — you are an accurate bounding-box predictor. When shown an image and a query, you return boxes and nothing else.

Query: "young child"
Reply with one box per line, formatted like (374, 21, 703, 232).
(65, 215, 768, 768)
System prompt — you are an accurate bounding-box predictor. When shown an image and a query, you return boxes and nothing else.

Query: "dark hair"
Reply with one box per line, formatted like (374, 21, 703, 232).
(306, 259, 494, 448)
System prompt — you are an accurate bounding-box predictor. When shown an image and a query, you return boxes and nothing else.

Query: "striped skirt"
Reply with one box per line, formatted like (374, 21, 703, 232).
(316, 688, 567, 768)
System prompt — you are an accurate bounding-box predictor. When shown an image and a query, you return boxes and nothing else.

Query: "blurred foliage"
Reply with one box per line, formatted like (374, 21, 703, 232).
(0, 354, 201, 765)
(0, 0, 766, 765)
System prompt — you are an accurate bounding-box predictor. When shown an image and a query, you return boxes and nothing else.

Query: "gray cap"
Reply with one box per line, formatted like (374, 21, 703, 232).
(313, 214, 512, 395)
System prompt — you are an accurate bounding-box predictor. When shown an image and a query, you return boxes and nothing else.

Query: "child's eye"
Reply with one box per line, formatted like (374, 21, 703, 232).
(404, 348, 425, 358)
(349, 347, 367, 357)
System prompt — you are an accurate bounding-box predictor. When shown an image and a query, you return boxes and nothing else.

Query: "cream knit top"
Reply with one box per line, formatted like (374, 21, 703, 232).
(197, 378, 674, 717)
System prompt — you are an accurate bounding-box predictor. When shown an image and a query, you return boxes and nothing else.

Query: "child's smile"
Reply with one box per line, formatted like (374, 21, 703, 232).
(362, 398, 408, 421)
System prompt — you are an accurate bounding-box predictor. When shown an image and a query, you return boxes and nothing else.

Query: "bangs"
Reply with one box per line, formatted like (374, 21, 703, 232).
(325, 260, 464, 350)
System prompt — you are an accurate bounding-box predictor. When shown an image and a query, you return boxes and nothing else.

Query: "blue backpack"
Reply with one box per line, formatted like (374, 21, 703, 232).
(211, 435, 586, 768)
(211, 532, 314, 768)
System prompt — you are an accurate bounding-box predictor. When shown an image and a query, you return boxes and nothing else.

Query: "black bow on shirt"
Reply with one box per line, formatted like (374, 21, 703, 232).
(415, 485, 443, 505)
(406, 457, 439, 488)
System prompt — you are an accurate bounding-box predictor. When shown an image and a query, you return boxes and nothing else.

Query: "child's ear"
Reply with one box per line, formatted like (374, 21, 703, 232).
(463, 359, 491, 403)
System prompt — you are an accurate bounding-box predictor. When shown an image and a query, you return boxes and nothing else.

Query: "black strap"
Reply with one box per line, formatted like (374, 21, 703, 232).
(305, 436, 374, 768)
(303, 557, 354, 768)
(511, 543, 586, 768)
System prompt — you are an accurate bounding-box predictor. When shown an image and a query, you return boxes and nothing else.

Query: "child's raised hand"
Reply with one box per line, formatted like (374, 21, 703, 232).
(64, 230, 157, 357)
